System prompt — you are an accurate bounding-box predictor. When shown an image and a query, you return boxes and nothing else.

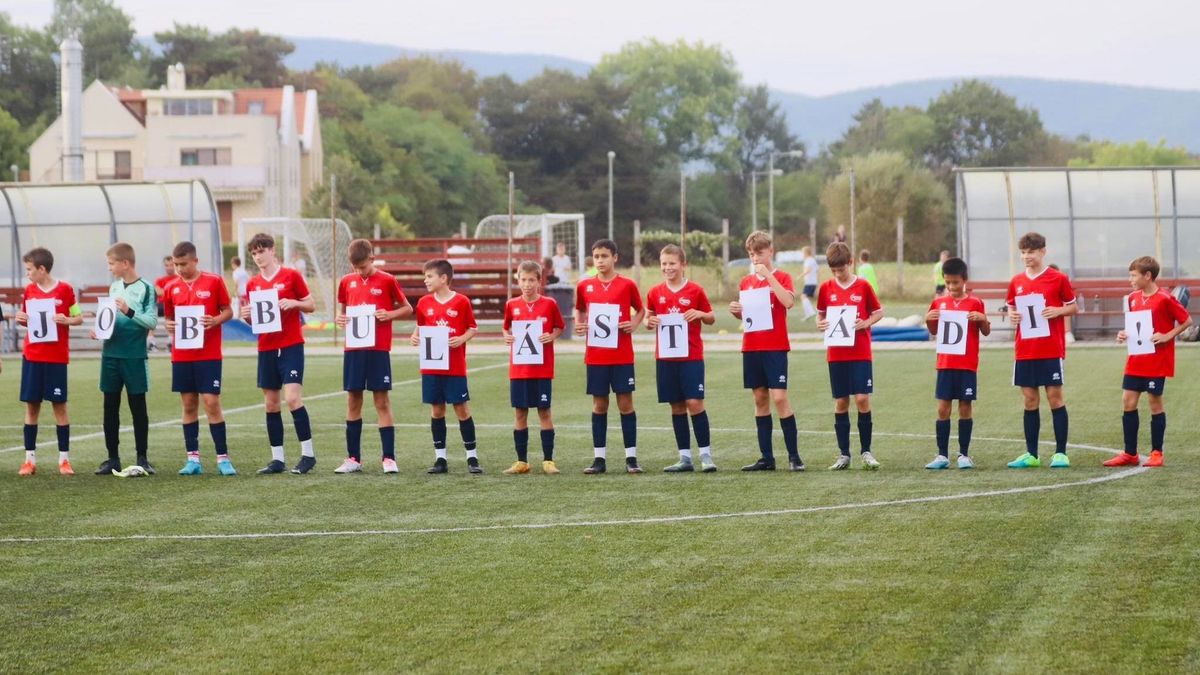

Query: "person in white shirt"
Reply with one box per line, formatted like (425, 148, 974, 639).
(800, 246, 818, 320)
(551, 241, 572, 282)
(231, 256, 250, 316)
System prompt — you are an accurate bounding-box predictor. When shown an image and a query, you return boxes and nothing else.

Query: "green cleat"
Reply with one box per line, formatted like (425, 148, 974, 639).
(1007, 453, 1041, 469)
(1050, 452, 1070, 468)
(663, 459, 695, 473)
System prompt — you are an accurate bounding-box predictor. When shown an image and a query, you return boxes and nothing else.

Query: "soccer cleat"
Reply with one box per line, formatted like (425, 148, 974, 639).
(1103, 452, 1140, 467)
(741, 459, 776, 471)
(113, 465, 147, 478)
(828, 455, 851, 471)
(542, 460, 560, 475)
(860, 452, 880, 470)
(625, 457, 644, 474)
(502, 461, 531, 475)
(957, 454, 975, 470)
(426, 458, 448, 474)
(95, 458, 122, 475)
(1049, 452, 1070, 469)
(59, 460, 75, 476)
(18, 461, 36, 476)
(467, 457, 483, 474)
(382, 458, 399, 474)
(291, 455, 317, 474)
(136, 455, 157, 475)
(1007, 453, 1041, 469)
(1144, 450, 1164, 468)
(583, 457, 607, 474)
(178, 460, 202, 475)
(925, 455, 951, 470)
(257, 459, 287, 475)
(788, 458, 806, 472)
(333, 458, 362, 474)
(216, 459, 238, 476)
(701, 456, 718, 473)
(663, 459, 694, 473)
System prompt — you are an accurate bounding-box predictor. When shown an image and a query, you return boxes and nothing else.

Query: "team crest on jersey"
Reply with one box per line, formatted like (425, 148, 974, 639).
(1017, 286, 1025, 294)
(436, 319, 450, 328)
(273, 283, 285, 291)
(586, 284, 594, 293)
(53, 298, 63, 306)
(197, 291, 211, 299)
(850, 294, 862, 303)
(172, 287, 181, 294)
(679, 298, 691, 307)
(447, 309, 459, 318)
(370, 288, 382, 296)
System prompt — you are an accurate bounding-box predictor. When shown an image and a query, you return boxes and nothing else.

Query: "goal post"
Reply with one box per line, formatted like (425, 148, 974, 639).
(473, 213, 586, 281)
(236, 217, 353, 324)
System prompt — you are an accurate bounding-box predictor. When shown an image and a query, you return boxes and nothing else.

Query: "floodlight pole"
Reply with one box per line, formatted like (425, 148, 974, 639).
(607, 151, 615, 242)
(849, 167, 857, 270)
(330, 174, 338, 347)
(507, 172, 515, 300)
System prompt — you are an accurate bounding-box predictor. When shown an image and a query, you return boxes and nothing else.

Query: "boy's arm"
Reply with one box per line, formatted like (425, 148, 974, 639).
(766, 271, 795, 309)
(130, 283, 159, 330)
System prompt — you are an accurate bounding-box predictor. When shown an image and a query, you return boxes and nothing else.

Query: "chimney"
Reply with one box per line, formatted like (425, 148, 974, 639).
(59, 35, 84, 182)
(166, 62, 186, 91)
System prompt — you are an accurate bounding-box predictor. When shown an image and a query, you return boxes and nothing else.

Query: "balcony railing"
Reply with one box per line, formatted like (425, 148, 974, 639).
(143, 165, 266, 188)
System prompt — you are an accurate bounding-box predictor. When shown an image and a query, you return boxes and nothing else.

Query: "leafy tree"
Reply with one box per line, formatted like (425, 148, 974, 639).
(0, 13, 58, 127)
(926, 80, 1047, 173)
(303, 64, 371, 121)
(1068, 139, 1192, 167)
(47, 0, 136, 84)
(151, 24, 293, 88)
(832, 98, 935, 165)
(223, 29, 293, 87)
(732, 83, 800, 176)
(0, 105, 29, 174)
(345, 57, 481, 139)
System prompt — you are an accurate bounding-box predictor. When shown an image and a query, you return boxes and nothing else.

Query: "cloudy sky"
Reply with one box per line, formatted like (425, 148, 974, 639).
(8, 0, 1197, 95)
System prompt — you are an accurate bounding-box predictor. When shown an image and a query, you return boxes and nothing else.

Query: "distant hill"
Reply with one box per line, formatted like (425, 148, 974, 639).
(282, 36, 1200, 150)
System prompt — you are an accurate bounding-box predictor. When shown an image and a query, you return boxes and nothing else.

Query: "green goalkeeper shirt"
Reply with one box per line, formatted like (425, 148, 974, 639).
(101, 277, 158, 360)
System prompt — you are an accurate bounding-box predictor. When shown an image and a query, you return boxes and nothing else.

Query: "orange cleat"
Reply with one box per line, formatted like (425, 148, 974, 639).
(1143, 450, 1164, 468)
(59, 459, 75, 476)
(18, 461, 36, 476)
(1103, 452, 1141, 467)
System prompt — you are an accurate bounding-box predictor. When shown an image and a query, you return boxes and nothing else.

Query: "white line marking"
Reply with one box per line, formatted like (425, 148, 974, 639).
(0, 466, 1147, 545)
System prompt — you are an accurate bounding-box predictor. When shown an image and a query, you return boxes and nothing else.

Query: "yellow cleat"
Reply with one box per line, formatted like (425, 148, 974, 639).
(542, 460, 560, 475)
(502, 460, 531, 475)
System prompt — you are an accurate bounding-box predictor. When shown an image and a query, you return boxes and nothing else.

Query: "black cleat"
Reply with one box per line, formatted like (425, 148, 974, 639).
(291, 455, 316, 474)
(789, 457, 806, 472)
(467, 457, 483, 474)
(95, 458, 121, 475)
(583, 457, 607, 475)
(426, 458, 448, 474)
(625, 457, 644, 474)
(257, 459, 287, 474)
(136, 455, 157, 475)
(741, 459, 776, 471)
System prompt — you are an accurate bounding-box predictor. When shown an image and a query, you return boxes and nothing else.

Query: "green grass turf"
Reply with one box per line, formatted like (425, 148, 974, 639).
(1, 346, 1198, 673)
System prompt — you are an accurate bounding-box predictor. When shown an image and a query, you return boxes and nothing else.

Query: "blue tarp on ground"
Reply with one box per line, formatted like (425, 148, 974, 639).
(222, 319, 257, 342)
(871, 326, 931, 342)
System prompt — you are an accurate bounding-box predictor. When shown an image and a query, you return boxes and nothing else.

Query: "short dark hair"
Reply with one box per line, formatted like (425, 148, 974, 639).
(423, 258, 454, 282)
(1018, 232, 1046, 251)
(1129, 256, 1160, 280)
(825, 242, 852, 268)
(859, 249, 870, 262)
(517, 260, 541, 278)
(23, 247, 53, 272)
(941, 257, 968, 279)
(172, 241, 197, 259)
(248, 233, 275, 253)
(348, 239, 373, 265)
(590, 239, 618, 256)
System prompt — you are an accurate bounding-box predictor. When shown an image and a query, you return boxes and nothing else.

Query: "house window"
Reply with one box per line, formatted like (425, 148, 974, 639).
(96, 150, 132, 180)
(164, 98, 215, 116)
(247, 100, 265, 115)
(181, 148, 232, 166)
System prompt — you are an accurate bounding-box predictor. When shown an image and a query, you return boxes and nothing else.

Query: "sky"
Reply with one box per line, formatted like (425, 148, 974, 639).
(7, 0, 1198, 96)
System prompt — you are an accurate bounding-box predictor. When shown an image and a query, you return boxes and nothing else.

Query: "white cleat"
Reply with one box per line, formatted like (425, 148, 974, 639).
(382, 458, 399, 474)
(333, 458, 362, 474)
(829, 455, 851, 471)
(860, 451, 880, 470)
(957, 454, 975, 469)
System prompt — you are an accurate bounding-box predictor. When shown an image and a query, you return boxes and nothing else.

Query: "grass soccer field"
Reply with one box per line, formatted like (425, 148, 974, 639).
(1, 346, 1198, 672)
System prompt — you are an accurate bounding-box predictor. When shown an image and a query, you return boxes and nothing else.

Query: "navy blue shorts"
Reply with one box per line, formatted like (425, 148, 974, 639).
(828, 360, 874, 399)
(657, 360, 706, 403)
(343, 350, 393, 392)
(742, 351, 788, 390)
(1122, 375, 1166, 395)
(422, 374, 470, 405)
(1013, 358, 1064, 388)
(802, 284, 817, 299)
(511, 378, 553, 409)
(257, 343, 305, 390)
(935, 369, 978, 401)
(586, 363, 636, 396)
(19, 358, 68, 403)
(171, 360, 223, 394)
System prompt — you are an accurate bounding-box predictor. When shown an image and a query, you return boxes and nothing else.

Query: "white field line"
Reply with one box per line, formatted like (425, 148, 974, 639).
(0, 466, 1147, 545)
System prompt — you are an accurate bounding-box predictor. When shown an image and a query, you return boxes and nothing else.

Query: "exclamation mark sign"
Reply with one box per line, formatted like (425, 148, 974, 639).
(1136, 322, 1143, 346)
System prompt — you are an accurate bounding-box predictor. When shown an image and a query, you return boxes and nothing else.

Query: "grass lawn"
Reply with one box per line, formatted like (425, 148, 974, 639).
(0, 346, 1197, 673)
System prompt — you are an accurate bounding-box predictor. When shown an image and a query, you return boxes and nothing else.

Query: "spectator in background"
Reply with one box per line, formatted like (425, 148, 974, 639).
(584, 256, 598, 277)
(551, 241, 572, 282)
(231, 256, 250, 316)
(1048, 264, 1076, 343)
(933, 250, 950, 296)
(832, 225, 847, 245)
(152, 255, 177, 351)
(290, 250, 308, 279)
(541, 257, 560, 286)
(858, 249, 878, 293)
(800, 246, 818, 320)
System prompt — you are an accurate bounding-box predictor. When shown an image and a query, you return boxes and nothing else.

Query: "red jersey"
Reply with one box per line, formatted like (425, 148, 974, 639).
(648, 280, 712, 362)
(575, 274, 643, 366)
(739, 270, 794, 353)
(337, 270, 409, 352)
(415, 291, 477, 376)
(22, 281, 78, 364)
(245, 266, 309, 352)
(503, 295, 565, 379)
(817, 276, 883, 363)
(154, 274, 176, 296)
(1005, 267, 1075, 361)
(164, 272, 231, 363)
(1124, 289, 1190, 378)
(928, 293, 986, 371)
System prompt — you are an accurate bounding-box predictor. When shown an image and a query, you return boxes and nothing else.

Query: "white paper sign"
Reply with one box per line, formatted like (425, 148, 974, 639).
(511, 320, 545, 365)
(823, 305, 858, 347)
(1124, 309, 1155, 356)
(935, 309, 969, 356)
(740, 287, 773, 333)
(94, 297, 117, 341)
(586, 302, 621, 349)
(656, 313, 689, 358)
(1015, 293, 1050, 339)
(174, 305, 205, 350)
(345, 304, 377, 349)
(25, 298, 58, 344)
(418, 325, 451, 371)
(249, 288, 282, 335)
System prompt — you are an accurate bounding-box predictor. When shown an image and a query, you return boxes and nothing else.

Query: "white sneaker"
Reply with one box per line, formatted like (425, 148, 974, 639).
(957, 454, 975, 469)
(381, 458, 399, 474)
(829, 455, 851, 470)
(334, 458, 362, 474)
(860, 451, 880, 470)
(925, 455, 951, 470)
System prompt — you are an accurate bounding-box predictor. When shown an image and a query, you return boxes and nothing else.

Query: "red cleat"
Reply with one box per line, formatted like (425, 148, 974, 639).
(1143, 450, 1164, 468)
(1103, 452, 1141, 467)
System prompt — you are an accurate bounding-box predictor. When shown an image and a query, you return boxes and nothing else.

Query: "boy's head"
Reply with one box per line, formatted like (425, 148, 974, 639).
(106, 242, 136, 277)
(859, 249, 871, 263)
(348, 239, 374, 274)
(825, 242, 852, 280)
(423, 258, 453, 291)
(23, 247, 53, 282)
(541, 257, 555, 276)
(939, 250, 950, 262)
(585, 256, 594, 268)
(745, 230, 774, 268)
(162, 255, 174, 274)
(247, 232, 277, 269)
(1017, 232, 1047, 269)
(171, 241, 199, 278)
(659, 244, 685, 281)
(517, 260, 541, 296)
(590, 239, 618, 275)
(941, 257, 968, 295)
(1128, 256, 1160, 289)
(555, 241, 566, 254)
(801, 246, 812, 258)
(230, 256, 241, 268)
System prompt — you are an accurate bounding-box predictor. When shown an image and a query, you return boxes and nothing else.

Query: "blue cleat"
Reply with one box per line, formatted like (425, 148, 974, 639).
(217, 459, 238, 476)
(925, 455, 951, 470)
(178, 460, 202, 476)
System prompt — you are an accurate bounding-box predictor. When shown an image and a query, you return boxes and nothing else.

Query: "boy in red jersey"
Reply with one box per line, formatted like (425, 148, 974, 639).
(646, 245, 717, 473)
(923, 257, 990, 470)
(1004, 232, 1078, 469)
(731, 231, 804, 472)
(14, 247, 83, 476)
(410, 259, 481, 474)
(239, 233, 318, 475)
(502, 261, 565, 475)
(817, 242, 884, 470)
(1106, 256, 1192, 468)
(334, 239, 412, 474)
(164, 241, 235, 476)
(574, 239, 645, 474)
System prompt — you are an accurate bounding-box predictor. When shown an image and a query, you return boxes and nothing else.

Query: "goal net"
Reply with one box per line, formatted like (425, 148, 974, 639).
(237, 217, 353, 323)
(473, 213, 585, 282)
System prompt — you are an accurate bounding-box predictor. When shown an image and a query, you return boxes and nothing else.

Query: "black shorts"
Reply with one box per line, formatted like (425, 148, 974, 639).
(1122, 375, 1166, 395)
(802, 284, 817, 299)
(343, 350, 393, 392)
(422, 374, 470, 405)
(586, 364, 636, 396)
(511, 378, 553, 409)
(257, 343, 305, 390)
(828, 360, 873, 399)
(1013, 358, 1064, 388)
(20, 358, 68, 403)
(656, 360, 705, 403)
(935, 369, 977, 401)
(172, 360, 223, 394)
(742, 351, 788, 389)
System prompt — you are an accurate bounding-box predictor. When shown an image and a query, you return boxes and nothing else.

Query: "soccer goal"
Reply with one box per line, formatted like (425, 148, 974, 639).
(237, 217, 353, 323)
(473, 213, 585, 281)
